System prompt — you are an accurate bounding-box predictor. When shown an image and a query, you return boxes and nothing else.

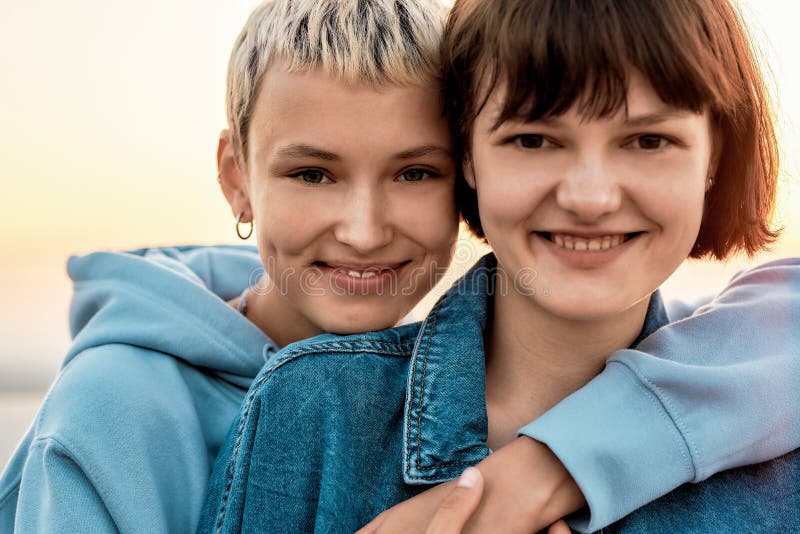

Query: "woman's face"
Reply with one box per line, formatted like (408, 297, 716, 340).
(222, 65, 458, 335)
(469, 72, 715, 320)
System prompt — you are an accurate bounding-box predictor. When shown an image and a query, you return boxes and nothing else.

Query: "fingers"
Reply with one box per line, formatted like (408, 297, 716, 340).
(547, 519, 571, 534)
(354, 512, 383, 534)
(424, 468, 484, 534)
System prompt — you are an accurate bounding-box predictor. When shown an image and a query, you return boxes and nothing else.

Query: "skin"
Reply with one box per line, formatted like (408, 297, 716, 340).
(218, 63, 459, 348)
(366, 71, 716, 532)
(421, 469, 570, 534)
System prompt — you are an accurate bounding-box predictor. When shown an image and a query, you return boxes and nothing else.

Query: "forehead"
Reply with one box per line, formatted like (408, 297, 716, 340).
(247, 64, 452, 162)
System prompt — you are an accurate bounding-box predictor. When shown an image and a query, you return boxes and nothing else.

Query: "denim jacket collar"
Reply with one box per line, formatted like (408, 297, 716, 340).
(402, 253, 669, 484)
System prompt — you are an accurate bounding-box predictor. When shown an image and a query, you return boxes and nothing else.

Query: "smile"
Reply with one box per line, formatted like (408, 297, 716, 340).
(535, 232, 643, 251)
(312, 261, 412, 288)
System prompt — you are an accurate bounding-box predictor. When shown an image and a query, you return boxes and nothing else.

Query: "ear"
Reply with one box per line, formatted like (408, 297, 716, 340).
(462, 154, 477, 190)
(217, 129, 252, 220)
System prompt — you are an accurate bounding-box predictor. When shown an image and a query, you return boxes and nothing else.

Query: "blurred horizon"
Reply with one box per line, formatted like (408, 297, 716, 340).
(0, 0, 799, 391)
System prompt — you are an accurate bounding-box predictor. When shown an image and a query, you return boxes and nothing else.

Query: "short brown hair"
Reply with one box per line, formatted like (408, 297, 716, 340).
(444, 0, 780, 259)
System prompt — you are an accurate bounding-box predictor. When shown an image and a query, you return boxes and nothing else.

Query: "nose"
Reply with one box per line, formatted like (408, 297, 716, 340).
(333, 185, 393, 253)
(556, 158, 623, 223)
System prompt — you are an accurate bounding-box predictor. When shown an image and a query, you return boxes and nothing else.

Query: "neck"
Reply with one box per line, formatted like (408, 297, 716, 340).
(237, 275, 324, 349)
(484, 267, 650, 448)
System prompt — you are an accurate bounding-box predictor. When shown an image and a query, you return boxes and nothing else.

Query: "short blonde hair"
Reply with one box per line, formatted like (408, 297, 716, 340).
(226, 0, 448, 165)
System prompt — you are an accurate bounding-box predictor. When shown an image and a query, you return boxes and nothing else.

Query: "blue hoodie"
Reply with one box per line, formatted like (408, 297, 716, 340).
(0, 246, 276, 533)
(1, 246, 798, 533)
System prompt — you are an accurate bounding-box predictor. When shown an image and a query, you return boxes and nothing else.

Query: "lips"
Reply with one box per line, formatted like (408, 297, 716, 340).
(313, 261, 409, 274)
(311, 261, 412, 290)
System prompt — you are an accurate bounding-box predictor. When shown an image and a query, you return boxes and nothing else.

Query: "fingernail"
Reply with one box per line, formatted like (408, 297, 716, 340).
(457, 467, 479, 488)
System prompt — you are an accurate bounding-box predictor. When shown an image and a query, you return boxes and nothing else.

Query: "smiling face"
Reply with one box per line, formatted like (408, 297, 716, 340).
(219, 64, 458, 339)
(469, 72, 716, 320)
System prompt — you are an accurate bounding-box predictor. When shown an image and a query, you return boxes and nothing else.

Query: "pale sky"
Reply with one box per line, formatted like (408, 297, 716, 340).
(0, 0, 798, 389)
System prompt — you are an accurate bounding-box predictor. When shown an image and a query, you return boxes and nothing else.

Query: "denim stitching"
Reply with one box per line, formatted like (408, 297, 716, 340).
(404, 314, 477, 478)
(412, 321, 489, 474)
(404, 319, 428, 478)
(214, 341, 411, 533)
(416, 311, 438, 468)
(405, 292, 486, 478)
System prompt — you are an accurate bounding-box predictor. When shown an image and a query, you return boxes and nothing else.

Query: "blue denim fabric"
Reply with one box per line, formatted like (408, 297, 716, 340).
(199, 254, 799, 533)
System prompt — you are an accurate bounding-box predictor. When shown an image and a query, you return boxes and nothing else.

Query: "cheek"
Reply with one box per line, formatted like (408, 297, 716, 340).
(473, 157, 549, 229)
(252, 184, 329, 258)
(395, 186, 459, 250)
(639, 161, 707, 235)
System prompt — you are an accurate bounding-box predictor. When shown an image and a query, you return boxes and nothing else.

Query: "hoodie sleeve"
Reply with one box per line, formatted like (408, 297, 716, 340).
(6, 345, 220, 534)
(518, 258, 800, 533)
(13, 437, 118, 534)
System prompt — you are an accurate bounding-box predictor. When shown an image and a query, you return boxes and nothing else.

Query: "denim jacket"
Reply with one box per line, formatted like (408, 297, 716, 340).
(199, 254, 800, 533)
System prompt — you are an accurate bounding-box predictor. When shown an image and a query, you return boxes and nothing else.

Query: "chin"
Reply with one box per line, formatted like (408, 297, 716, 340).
(314, 306, 405, 335)
(321, 318, 397, 335)
(538, 289, 645, 322)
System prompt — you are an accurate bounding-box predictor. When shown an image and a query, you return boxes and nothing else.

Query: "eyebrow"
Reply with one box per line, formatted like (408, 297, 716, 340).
(274, 143, 451, 161)
(274, 144, 340, 161)
(392, 144, 452, 160)
(622, 110, 693, 127)
(491, 109, 693, 132)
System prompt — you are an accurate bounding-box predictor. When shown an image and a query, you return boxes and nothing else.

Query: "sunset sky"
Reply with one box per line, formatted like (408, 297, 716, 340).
(0, 0, 798, 389)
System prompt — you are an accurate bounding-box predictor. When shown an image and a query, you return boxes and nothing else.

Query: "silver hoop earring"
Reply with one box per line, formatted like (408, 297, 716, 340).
(236, 212, 253, 240)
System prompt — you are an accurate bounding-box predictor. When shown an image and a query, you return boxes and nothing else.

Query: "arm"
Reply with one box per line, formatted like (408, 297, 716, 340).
(358, 436, 584, 534)
(520, 258, 800, 531)
(362, 259, 800, 533)
(6, 347, 215, 534)
(13, 438, 117, 534)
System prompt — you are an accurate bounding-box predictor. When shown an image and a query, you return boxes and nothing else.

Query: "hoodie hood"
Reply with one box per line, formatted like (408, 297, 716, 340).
(66, 245, 276, 388)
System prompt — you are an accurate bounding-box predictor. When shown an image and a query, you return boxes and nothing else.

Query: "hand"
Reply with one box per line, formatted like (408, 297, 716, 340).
(356, 480, 457, 533)
(358, 468, 485, 534)
(455, 437, 584, 532)
(547, 520, 571, 534)
(425, 468, 484, 534)
(358, 437, 586, 533)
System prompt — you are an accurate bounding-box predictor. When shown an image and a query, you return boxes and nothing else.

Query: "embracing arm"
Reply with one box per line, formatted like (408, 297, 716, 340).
(364, 259, 800, 533)
(520, 258, 800, 531)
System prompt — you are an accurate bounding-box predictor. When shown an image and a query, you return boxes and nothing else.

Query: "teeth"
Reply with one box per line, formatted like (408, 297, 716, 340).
(549, 233, 630, 251)
(345, 269, 380, 279)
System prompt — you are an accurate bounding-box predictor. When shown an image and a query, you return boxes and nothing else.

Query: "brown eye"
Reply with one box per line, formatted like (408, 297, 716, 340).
(515, 134, 545, 149)
(635, 135, 668, 150)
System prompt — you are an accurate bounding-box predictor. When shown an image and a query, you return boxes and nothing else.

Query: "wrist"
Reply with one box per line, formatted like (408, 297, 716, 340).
(514, 436, 586, 521)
